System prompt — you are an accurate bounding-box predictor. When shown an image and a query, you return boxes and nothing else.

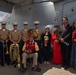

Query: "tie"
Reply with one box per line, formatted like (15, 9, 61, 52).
(63, 25, 66, 30)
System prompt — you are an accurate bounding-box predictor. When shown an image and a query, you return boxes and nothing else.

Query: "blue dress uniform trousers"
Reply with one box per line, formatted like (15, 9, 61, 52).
(0, 41, 10, 65)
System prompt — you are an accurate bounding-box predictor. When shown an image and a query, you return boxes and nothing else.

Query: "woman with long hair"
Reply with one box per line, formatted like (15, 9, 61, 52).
(70, 20, 76, 69)
(51, 28, 62, 64)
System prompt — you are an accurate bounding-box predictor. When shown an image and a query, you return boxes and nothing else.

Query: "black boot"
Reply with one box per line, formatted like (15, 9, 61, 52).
(20, 64, 27, 72)
(31, 65, 41, 72)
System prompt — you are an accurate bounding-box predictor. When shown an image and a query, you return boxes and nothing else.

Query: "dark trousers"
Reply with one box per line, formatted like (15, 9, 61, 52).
(19, 40, 24, 62)
(0, 41, 10, 65)
(43, 46, 50, 61)
(60, 43, 71, 66)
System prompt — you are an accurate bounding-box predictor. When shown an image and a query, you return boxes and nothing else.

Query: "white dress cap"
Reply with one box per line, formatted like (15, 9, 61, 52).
(13, 22, 18, 25)
(34, 21, 40, 24)
(1, 21, 7, 24)
(23, 21, 28, 25)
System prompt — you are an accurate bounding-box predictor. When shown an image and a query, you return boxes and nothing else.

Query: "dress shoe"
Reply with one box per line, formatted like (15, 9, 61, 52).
(64, 66, 69, 70)
(21, 68, 27, 72)
(1, 63, 4, 66)
(7, 63, 10, 65)
(61, 64, 65, 67)
(31, 67, 41, 72)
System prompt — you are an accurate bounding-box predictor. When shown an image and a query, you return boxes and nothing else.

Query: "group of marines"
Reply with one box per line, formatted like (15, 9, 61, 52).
(0, 21, 42, 72)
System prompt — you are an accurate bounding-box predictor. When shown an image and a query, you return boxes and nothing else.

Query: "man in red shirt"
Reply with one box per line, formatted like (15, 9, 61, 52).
(20, 30, 41, 72)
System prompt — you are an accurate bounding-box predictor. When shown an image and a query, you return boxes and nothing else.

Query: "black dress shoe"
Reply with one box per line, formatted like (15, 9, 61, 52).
(72, 67, 76, 69)
(31, 67, 41, 72)
(1, 63, 4, 66)
(7, 63, 10, 65)
(39, 61, 42, 64)
(61, 64, 65, 67)
(19, 67, 22, 71)
(21, 68, 27, 72)
(14, 63, 17, 67)
(11, 61, 15, 65)
(64, 66, 69, 70)
(36, 67, 41, 72)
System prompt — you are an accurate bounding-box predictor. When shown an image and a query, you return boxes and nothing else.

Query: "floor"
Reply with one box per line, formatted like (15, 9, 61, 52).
(0, 63, 76, 75)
